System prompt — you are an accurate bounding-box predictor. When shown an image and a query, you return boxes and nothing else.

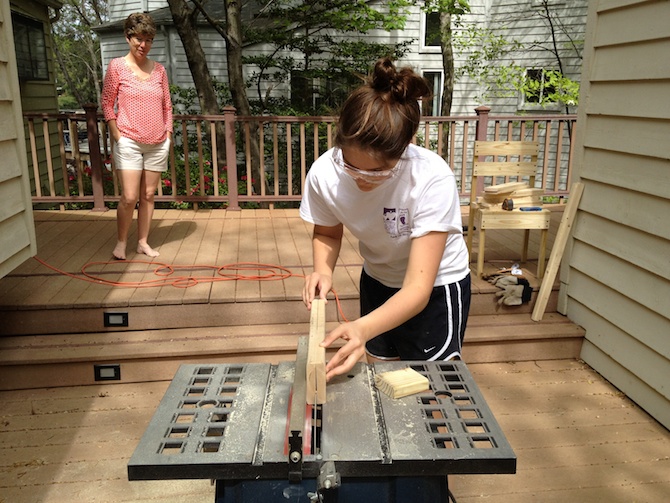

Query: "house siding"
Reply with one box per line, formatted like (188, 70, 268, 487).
(0, 0, 38, 279)
(100, 0, 587, 116)
(565, 0, 670, 429)
(10, 0, 62, 199)
(109, 0, 166, 22)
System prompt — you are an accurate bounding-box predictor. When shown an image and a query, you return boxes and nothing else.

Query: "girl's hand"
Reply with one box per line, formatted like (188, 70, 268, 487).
(321, 321, 367, 381)
(302, 272, 332, 309)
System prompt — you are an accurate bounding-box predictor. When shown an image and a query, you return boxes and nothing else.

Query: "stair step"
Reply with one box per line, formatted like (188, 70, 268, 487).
(0, 283, 559, 336)
(0, 313, 584, 390)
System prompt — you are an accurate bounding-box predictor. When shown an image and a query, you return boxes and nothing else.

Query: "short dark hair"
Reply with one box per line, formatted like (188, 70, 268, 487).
(124, 12, 156, 40)
(335, 58, 431, 161)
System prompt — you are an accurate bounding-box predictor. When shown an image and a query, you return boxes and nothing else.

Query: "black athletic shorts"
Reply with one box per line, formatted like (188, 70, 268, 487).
(362, 269, 471, 361)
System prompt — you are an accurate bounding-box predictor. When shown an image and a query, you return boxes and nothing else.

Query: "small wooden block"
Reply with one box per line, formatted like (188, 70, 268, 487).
(306, 299, 326, 405)
(374, 367, 430, 399)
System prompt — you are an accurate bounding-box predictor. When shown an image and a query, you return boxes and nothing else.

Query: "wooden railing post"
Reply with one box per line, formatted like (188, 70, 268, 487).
(223, 106, 240, 210)
(83, 103, 107, 211)
(473, 106, 492, 197)
(475, 105, 491, 141)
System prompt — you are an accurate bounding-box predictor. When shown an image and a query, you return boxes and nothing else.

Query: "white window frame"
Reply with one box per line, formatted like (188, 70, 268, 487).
(420, 12, 442, 54)
(518, 68, 562, 112)
(421, 70, 443, 116)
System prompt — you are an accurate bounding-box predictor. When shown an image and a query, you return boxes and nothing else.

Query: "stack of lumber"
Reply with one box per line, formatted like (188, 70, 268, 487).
(478, 182, 544, 209)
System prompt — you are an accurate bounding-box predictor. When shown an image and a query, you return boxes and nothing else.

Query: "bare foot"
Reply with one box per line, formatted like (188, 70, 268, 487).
(137, 242, 160, 257)
(112, 241, 127, 260)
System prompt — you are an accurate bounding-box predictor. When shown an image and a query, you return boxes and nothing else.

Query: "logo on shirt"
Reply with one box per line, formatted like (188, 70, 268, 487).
(383, 207, 410, 238)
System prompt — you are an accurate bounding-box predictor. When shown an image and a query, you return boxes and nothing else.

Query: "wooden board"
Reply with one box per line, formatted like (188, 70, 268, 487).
(306, 298, 326, 404)
(532, 183, 584, 321)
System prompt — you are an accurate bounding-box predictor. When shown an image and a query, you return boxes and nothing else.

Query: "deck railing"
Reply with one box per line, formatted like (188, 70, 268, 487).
(24, 104, 576, 210)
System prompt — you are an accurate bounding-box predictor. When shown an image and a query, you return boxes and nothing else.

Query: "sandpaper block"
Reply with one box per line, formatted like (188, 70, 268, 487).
(374, 367, 430, 398)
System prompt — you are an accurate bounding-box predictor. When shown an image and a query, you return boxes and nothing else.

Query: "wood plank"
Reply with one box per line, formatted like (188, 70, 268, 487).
(306, 298, 326, 404)
(257, 214, 287, 301)
(232, 215, 261, 302)
(532, 182, 584, 321)
(209, 214, 239, 303)
(270, 213, 308, 301)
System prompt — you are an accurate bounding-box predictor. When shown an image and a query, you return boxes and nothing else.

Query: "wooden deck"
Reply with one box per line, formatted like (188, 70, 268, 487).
(0, 359, 668, 502)
(0, 206, 557, 317)
(0, 208, 668, 501)
(0, 205, 591, 390)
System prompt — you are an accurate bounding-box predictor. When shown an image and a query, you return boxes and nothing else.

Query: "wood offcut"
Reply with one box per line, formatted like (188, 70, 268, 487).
(374, 367, 430, 399)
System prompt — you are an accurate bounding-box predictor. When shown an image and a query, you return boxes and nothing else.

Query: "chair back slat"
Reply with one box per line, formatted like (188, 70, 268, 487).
(474, 141, 539, 157)
(472, 161, 538, 177)
(470, 141, 540, 204)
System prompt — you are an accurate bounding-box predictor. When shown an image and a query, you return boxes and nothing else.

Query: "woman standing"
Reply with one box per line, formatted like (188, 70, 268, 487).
(301, 58, 471, 381)
(101, 12, 173, 260)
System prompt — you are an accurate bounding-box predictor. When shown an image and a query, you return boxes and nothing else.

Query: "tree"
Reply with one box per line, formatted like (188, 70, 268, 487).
(416, 1, 470, 157)
(167, 0, 245, 194)
(168, 0, 265, 198)
(51, 0, 108, 108)
(243, 0, 414, 114)
(523, 0, 582, 112)
(422, 0, 470, 117)
(454, 0, 582, 112)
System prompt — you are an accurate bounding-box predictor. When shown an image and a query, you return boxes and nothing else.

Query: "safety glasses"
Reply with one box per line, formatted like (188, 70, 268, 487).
(332, 147, 401, 184)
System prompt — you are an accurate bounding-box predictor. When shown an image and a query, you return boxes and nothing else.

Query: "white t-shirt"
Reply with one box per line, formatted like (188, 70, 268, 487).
(300, 144, 470, 288)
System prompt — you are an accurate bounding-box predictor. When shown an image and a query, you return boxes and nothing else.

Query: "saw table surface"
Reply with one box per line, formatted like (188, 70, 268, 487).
(128, 360, 516, 481)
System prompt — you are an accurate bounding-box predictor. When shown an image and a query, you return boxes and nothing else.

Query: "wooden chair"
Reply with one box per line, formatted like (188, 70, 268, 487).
(466, 141, 551, 279)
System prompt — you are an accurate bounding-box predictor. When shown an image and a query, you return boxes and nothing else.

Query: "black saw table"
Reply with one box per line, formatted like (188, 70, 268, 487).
(128, 344, 516, 503)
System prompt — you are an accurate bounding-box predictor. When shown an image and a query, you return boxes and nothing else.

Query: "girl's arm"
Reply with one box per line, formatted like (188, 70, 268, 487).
(321, 231, 448, 380)
(302, 223, 343, 309)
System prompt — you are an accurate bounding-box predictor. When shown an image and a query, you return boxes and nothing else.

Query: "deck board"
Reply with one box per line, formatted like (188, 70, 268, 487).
(0, 359, 667, 503)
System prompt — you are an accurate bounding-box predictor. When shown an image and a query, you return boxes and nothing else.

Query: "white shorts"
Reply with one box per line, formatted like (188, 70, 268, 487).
(113, 136, 170, 172)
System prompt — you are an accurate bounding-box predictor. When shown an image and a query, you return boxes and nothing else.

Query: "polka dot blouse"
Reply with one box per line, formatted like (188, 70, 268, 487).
(101, 57, 173, 145)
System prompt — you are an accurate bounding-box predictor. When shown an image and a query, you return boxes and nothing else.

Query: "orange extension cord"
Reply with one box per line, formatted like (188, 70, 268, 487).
(32, 256, 349, 321)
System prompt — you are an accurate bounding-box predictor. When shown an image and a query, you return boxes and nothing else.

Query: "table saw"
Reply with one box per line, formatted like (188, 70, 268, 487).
(128, 338, 516, 502)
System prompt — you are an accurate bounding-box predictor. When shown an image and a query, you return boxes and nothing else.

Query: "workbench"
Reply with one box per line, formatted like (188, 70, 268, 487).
(128, 357, 516, 502)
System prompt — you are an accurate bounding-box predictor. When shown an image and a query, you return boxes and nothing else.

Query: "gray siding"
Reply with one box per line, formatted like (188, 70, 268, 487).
(565, 0, 670, 429)
(109, 0, 166, 22)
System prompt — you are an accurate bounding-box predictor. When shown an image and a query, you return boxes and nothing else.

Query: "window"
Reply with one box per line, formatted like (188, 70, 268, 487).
(290, 70, 358, 113)
(421, 12, 441, 51)
(422, 71, 443, 116)
(12, 13, 49, 81)
(521, 68, 559, 109)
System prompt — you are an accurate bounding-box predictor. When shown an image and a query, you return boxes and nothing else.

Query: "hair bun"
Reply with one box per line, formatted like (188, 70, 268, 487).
(370, 58, 430, 103)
